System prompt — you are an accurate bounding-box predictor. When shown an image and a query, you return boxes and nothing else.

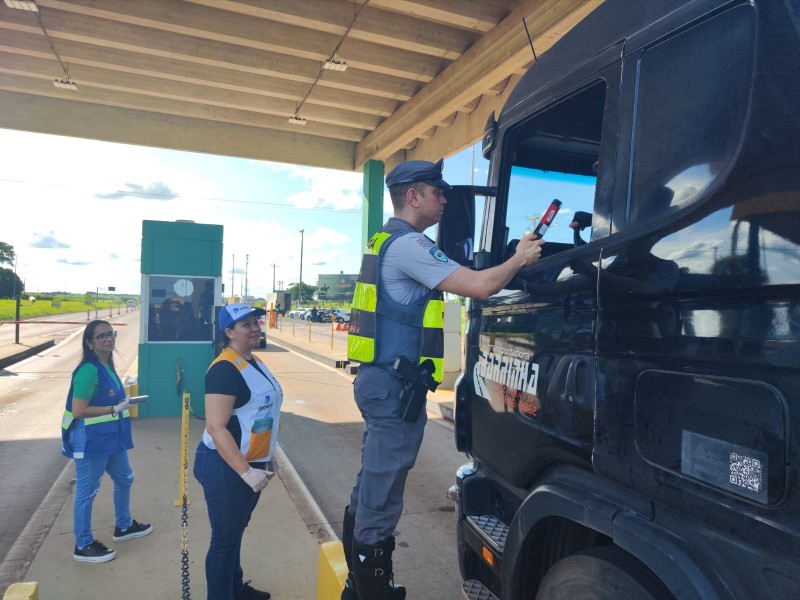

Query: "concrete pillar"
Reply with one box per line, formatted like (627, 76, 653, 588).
(362, 159, 385, 249)
(440, 302, 463, 390)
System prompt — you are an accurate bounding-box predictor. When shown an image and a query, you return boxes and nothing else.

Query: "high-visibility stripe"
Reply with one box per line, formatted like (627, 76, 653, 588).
(62, 410, 128, 429)
(422, 299, 444, 328)
(347, 334, 375, 364)
(352, 281, 377, 312)
(420, 355, 444, 382)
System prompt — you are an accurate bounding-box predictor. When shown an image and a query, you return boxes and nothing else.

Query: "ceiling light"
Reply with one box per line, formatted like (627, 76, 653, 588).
(4, 0, 38, 10)
(323, 57, 348, 72)
(53, 78, 78, 90)
(288, 116, 307, 125)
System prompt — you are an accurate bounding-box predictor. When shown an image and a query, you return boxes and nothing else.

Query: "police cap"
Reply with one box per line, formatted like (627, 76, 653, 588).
(385, 159, 450, 190)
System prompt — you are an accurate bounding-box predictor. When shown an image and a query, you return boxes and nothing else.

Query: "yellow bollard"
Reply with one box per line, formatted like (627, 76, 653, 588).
(173, 392, 191, 507)
(3, 582, 38, 600)
(308, 319, 312, 342)
(316, 541, 348, 600)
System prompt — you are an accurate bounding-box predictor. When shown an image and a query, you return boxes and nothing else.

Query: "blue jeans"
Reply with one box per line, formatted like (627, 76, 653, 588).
(73, 451, 134, 549)
(193, 443, 262, 600)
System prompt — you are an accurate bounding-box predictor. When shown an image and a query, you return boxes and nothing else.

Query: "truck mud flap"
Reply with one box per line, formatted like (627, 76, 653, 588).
(462, 579, 499, 600)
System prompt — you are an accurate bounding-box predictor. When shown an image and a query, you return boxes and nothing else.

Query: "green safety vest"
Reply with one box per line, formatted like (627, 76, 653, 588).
(348, 228, 445, 382)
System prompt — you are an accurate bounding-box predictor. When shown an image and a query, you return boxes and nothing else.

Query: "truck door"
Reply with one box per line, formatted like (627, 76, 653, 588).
(467, 61, 620, 487)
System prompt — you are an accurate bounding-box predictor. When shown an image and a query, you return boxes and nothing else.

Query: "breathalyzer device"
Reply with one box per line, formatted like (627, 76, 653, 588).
(532, 199, 562, 239)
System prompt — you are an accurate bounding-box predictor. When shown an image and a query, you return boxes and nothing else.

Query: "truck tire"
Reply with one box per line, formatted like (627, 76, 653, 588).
(535, 546, 672, 600)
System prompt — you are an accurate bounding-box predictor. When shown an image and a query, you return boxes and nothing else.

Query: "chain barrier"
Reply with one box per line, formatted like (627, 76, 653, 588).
(175, 360, 192, 599)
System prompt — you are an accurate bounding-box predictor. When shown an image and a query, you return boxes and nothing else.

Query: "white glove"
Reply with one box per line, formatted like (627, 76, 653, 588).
(265, 458, 277, 481)
(241, 467, 269, 492)
(112, 399, 130, 417)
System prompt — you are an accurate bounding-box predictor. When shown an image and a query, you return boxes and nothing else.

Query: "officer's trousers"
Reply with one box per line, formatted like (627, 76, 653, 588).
(348, 364, 428, 545)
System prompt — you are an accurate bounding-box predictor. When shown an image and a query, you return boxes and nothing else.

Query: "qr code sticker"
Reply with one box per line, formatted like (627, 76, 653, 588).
(729, 452, 762, 492)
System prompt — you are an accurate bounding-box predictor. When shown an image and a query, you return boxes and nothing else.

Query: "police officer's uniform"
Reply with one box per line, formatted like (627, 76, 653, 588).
(342, 160, 459, 599)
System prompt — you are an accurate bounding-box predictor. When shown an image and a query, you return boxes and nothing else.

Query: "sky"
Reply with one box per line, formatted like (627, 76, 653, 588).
(0, 127, 487, 298)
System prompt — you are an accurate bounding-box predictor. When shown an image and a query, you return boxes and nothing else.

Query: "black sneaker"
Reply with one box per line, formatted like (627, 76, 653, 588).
(112, 519, 153, 542)
(235, 580, 271, 600)
(73, 539, 116, 563)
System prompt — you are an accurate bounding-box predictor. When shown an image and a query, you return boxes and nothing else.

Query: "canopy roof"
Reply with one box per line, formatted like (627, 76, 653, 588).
(0, 0, 601, 171)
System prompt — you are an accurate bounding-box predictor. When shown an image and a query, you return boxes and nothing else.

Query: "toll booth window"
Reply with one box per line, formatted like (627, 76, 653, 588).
(629, 7, 755, 226)
(145, 276, 216, 342)
(502, 81, 606, 258)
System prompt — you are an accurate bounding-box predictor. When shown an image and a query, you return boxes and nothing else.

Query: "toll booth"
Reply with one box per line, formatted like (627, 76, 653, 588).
(137, 220, 223, 417)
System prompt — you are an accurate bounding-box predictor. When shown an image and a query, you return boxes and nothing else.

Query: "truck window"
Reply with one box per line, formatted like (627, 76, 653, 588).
(502, 81, 606, 255)
(628, 6, 754, 227)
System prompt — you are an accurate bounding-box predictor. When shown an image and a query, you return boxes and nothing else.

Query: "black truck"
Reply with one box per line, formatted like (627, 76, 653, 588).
(437, 0, 800, 598)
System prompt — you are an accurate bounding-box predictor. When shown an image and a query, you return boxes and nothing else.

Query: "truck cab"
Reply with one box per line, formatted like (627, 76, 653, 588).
(439, 1, 800, 598)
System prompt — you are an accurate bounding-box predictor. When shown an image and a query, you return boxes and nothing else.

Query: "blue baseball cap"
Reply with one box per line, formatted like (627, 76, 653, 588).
(385, 159, 450, 190)
(219, 302, 266, 332)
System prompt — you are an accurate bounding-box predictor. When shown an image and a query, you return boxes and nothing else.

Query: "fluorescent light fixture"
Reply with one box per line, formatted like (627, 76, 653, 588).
(53, 78, 78, 90)
(4, 0, 38, 10)
(288, 116, 307, 125)
(323, 57, 348, 72)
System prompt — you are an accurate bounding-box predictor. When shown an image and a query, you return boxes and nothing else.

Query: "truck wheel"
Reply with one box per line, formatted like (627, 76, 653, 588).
(535, 546, 672, 600)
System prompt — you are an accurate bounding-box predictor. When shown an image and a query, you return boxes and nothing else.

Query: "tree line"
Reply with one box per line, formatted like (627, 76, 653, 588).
(0, 241, 23, 299)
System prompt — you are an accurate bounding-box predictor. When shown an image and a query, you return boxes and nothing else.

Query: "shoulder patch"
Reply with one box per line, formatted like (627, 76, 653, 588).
(429, 247, 448, 263)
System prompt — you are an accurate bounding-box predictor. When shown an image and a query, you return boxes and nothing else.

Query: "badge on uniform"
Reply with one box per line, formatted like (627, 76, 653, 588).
(429, 248, 448, 263)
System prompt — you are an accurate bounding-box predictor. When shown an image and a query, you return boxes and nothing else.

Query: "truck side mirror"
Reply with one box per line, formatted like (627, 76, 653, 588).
(438, 185, 496, 269)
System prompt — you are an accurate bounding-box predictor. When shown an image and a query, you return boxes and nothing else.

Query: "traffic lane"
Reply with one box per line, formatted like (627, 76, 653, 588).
(0, 309, 132, 346)
(0, 313, 139, 577)
(260, 342, 464, 600)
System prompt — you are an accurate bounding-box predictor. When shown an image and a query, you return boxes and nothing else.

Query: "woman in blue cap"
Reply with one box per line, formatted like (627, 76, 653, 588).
(193, 303, 283, 600)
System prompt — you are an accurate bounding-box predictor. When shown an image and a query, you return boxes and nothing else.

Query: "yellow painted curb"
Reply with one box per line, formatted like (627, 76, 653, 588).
(316, 540, 348, 600)
(3, 582, 38, 600)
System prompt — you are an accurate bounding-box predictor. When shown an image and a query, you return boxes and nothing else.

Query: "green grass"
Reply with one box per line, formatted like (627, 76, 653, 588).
(0, 296, 136, 321)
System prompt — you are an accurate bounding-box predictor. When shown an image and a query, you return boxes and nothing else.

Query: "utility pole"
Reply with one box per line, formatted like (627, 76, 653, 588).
(299, 229, 305, 305)
(245, 254, 249, 297)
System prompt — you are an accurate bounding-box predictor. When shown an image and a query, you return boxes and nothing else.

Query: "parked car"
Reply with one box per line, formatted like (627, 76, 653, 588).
(287, 308, 308, 319)
(328, 309, 350, 323)
(257, 314, 267, 348)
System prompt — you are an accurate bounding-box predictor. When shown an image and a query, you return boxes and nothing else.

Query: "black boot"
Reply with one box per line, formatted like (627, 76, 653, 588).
(341, 506, 357, 600)
(351, 538, 406, 600)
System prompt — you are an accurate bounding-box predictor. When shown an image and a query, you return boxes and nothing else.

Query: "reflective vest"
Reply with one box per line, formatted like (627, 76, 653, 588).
(348, 220, 445, 382)
(202, 347, 282, 463)
(61, 360, 132, 459)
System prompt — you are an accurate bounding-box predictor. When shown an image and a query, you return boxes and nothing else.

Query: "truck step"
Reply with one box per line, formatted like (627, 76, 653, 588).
(467, 514, 508, 552)
(462, 579, 499, 600)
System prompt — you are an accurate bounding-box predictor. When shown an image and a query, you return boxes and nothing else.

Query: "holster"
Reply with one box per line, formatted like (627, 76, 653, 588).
(392, 357, 438, 423)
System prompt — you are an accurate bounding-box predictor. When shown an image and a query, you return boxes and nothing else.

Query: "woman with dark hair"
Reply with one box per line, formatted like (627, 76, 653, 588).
(61, 320, 152, 563)
(193, 303, 283, 600)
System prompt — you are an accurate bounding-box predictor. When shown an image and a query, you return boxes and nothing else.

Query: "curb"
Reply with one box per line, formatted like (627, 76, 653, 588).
(266, 333, 455, 423)
(0, 341, 55, 370)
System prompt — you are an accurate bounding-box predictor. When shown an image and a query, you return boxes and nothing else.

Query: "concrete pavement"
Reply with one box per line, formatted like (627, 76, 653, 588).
(0, 316, 456, 599)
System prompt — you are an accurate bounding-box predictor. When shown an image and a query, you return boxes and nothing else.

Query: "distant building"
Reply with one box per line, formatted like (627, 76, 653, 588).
(316, 272, 358, 302)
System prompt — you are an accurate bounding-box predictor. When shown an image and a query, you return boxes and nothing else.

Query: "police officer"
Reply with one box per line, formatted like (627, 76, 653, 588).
(342, 159, 544, 599)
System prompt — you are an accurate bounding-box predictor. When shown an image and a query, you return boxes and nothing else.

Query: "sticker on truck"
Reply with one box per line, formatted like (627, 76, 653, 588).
(473, 344, 540, 417)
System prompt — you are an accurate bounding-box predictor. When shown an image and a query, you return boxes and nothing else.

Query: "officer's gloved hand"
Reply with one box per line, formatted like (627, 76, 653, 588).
(112, 399, 131, 416)
(241, 467, 269, 492)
